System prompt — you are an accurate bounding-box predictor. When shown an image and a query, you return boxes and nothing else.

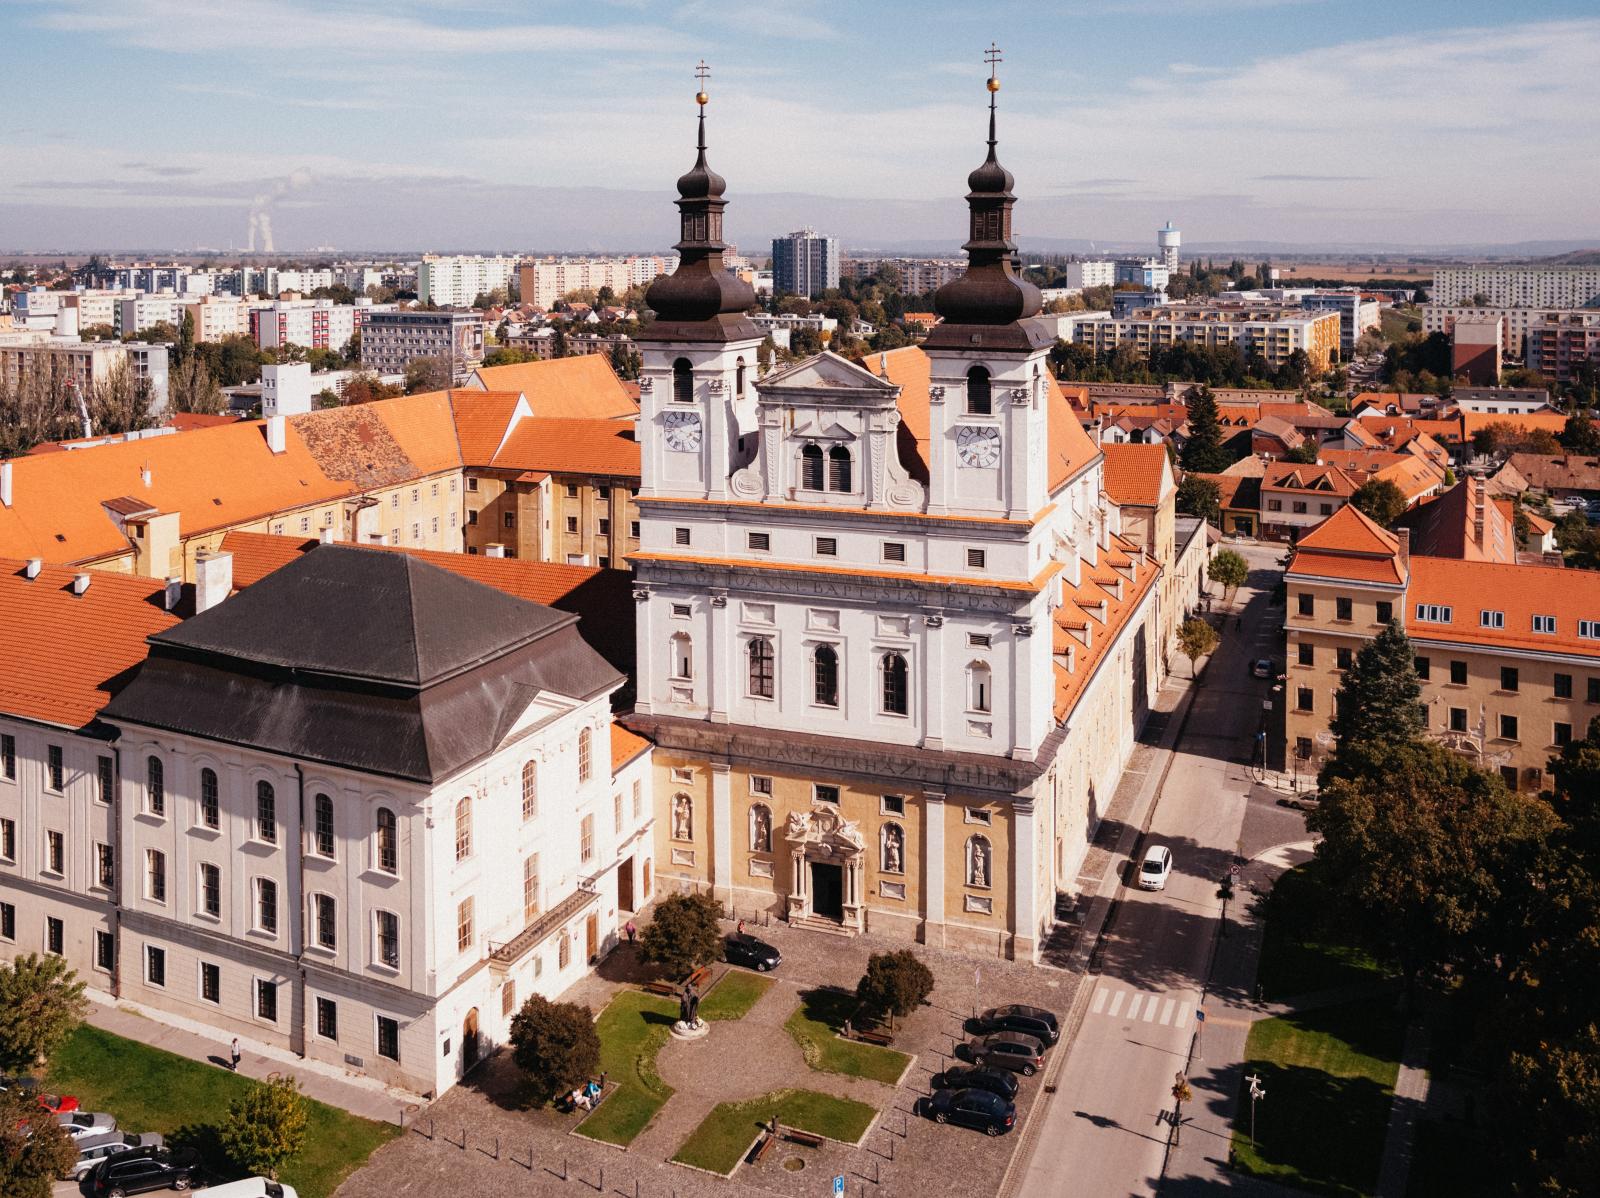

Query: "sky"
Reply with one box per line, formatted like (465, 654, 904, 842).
(3, 0, 1598, 255)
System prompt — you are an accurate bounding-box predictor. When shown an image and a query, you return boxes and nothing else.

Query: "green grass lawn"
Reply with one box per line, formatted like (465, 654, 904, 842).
(1257, 865, 1388, 1001)
(671, 1088, 878, 1175)
(783, 989, 910, 1085)
(1230, 995, 1404, 1197)
(574, 990, 679, 1145)
(45, 1024, 397, 1198)
(1380, 308, 1421, 343)
(698, 970, 772, 1021)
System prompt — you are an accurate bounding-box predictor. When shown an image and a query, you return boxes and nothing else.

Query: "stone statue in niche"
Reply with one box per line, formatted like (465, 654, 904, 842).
(882, 824, 903, 874)
(969, 838, 989, 888)
(673, 794, 692, 841)
(751, 805, 771, 852)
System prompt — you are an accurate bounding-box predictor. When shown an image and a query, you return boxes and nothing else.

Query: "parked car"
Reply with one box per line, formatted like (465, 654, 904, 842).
(723, 933, 781, 972)
(201, 1178, 300, 1198)
(923, 1087, 1017, 1136)
(961, 1031, 1045, 1076)
(931, 1065, 1019, 1101)
(1139, 845, 1173, 891)
(59, 1110, 117, 1139)
(1250, 658, 1275, 679)
(972, 1004, 1060, 1047)
(35, 1090, 80, 1114)
(69, 1133, 163, 1180)
(90, 1147, 202, 1196)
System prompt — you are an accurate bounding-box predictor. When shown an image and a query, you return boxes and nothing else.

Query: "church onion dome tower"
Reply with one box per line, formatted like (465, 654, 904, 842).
(926, 45, 1047, 351)
(640, 62, 759, 344)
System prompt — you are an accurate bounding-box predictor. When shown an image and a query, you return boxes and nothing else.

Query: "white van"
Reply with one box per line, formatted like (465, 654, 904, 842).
(199, 1179, 299, 1198)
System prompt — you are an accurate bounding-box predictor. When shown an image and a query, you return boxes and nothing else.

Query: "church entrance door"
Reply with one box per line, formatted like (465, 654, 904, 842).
(810, 862, 844, 921)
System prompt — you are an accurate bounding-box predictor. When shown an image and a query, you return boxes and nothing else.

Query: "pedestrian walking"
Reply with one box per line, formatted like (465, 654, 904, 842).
(736, 918, 746, 936)
(230, 1037, 241, 1071)
(624, 919, 637, 944)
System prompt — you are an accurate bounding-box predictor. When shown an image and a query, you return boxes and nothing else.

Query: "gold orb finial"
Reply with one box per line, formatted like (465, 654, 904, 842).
(696, 91, 709, 106)
(987, 77, 1001, 93)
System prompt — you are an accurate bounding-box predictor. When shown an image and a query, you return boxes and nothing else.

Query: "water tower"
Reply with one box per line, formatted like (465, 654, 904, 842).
(1158, 222, 1181, 275)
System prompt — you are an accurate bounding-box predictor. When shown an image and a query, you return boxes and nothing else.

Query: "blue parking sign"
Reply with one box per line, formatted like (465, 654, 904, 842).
(834, 1177, 845, 1196)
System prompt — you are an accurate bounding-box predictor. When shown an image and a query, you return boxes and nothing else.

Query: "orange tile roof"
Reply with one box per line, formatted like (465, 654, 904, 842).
(0, 560, 178, 729)
(1285, 550, 1405, 585)
(1054, 543, 1161, 721)
(1408, 556, 1600, 658)
(1262, 462, 1359, 497)
(1459, 410, 1569, 438)
(867, 346, 1100, 496)
(491, 417, 640, 478)
(1373, 456, 1445, 503)
(169, 413, 243, 432)
(1295, 504, 1399, 555)
(448, 390, 527, 465)
(629, 549, 1063, 595)
(610, 724, 650, 771)
(1100, 443, 1171, 508)
(470, 354, 639, 420)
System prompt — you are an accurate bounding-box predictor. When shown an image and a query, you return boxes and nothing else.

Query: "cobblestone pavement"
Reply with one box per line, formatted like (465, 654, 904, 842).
(334, 920, 1081, 1198)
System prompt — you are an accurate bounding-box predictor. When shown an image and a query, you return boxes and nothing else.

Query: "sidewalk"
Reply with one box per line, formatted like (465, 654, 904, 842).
(84, 994, 414, 1126)
(1374, 1022, 1431, 1198)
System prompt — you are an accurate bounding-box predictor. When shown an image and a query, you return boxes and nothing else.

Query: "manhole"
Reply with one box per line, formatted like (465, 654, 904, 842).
(782, 1156, 806, 1172)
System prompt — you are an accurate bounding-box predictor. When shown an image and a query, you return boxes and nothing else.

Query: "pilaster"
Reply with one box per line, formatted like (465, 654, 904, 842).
(922, 791, 946, 946)
(1010, 800, 1037, 962)
(710, 762, 732, 902)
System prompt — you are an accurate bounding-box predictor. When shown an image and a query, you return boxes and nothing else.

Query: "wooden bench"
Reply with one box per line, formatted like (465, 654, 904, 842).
(642, 978, 677, 997)
(751, 1132, 778, 1165)
(687, 964, 713, 990)
(782, 1127, 825, 1149)
(855, 1028, 894, 1047)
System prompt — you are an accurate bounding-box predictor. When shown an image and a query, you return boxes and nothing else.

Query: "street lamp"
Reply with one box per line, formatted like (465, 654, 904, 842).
(1245, 1072, 1266, 1151)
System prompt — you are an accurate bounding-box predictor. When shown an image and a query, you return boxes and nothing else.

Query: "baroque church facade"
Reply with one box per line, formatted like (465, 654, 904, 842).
(626, 77, 1177, 960)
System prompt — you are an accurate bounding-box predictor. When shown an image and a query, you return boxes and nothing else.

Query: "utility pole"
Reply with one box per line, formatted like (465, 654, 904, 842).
(1246, 1072, 1266, 1151)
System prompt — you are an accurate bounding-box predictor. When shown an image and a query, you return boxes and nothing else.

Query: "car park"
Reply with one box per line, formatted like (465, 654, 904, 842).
(972, 1004, 1060, 1047)
(70, 1133, 164, 1180)
(961, 1031, 1045, 1076)
(723, 933, 781, 971)
(89, 1147, 202, 1196)
(1139, 845, 1173, 891)
(59, 1110, 118, 1139)
(923, 1087, 1016, 1136)
(931, 1065, 1019, 1101)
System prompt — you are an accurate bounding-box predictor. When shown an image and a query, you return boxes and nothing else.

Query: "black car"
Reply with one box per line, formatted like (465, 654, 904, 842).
(90, 1148, 202, 1196)
(974, 1003, 1060, 1047)
(724, 933, 781, 971)
(924, 1088, 1016, 1136)
(932, 1065, 1019, 1101)
(962, 1031, 1046, 1075)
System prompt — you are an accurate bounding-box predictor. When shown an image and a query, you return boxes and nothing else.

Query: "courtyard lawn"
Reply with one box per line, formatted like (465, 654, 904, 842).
(1230, 995, 1405, 1197)
(575, 990, 679, 1146)
(1257, 865, 1388, 1001)
(671, 1088, 878, 1176)
(698, 970, 772, 1022)
(45, 1024, 398, 1198)
(784, 989, 910, 1085)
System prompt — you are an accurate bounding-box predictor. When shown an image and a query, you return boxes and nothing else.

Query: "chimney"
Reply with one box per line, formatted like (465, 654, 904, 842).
(265, 415, 287, 455)
(71, 572, 91, 596)
(485, 543, 506, 558)
(1397, 527, 1410, 574)
(163, 576, 183, 611)
(0, 460, 11, 507)
(24, 557, 42, 580)
(318, 525, 334, 544)
(140, 465, 152, 488)
(194, 548, 233, 613)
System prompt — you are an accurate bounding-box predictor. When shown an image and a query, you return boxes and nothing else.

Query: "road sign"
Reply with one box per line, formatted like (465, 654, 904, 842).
(834, 1176, 845, 1196)
(1195, 1009, 1206, 1023)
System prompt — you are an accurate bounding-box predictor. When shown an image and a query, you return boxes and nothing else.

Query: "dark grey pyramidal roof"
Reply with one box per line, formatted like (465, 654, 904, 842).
(105, 544, 623, 783)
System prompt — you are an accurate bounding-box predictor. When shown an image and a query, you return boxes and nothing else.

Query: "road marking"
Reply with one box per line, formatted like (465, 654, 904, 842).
(1159, 998, 1176, 1025)
(1107, 990, 1126, 1018)
(1175, 1005, 1191, 1028)
(1124, 993, 1142, 1020)
(1142, 997, 1159, 1022)
(1091, 986, 1108, 1015)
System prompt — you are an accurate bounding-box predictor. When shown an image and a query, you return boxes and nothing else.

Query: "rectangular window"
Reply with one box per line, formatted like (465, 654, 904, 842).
(502, 980, 516, 1018)
(1580, 620, 1600, 639)
(0, 817, 13, 862)
(1480, 609, 1505, 629)
(748, 531, 770, 551)
(1500, 713, 1519, 741)
(45, 830, 64, 874)
(1415, 656, 1430, 680)
(883, 542, 906, 563)
(256, 978, 278, 1022)
(146, 945, 165, 987)
(257, 878, 277, 935)
(95, 930, 114, 972)
(1449, 706, 1468, 732)
(96, 842, 114, 888)
(1296, 687, 1313, 712)
(466, 477, 478, 493)
(47, 744, 63, 791)
(456, 897, 474, 955)
(1555, 722, 1573, 746)
(674, 527, 690, 546)
(523, 853, 540, 922)
(613, 792, 623, 834)
(882, 794, 906, 816)
(815, 536, 837, 557)
(1501, 667, 1519, 692)
(376, 910, 399, 969)
(1335, 597, 1352, 621)
(814, 784, 840, 806)
(1319, 503, 1333, 516)
(1556, 672, 1573, 699)
(46, 916, 63, 955)
(1336, 647, 1353, 671)
(200, 863, 220, 917)
(630, 521, 641, 539)
(376, 1016, 400, 1061)
(200, 961, 220, 1004)
(1267, 498, 1283, 512)
(0, 733, 13, 779)
(564, 515, 579, 534)
(1590, 678, 1600, 704)
(1450, 660, 1468, 685)
(1297, 643, 1314, 666)
(750, 775, 772, 796)
(1292, 501, 1307, 515)
(1295, 737, 1313, 760)
(1416, 604, 1453, 624)
(317, 997, 338, 1041)
(967, 548, 987, 569)
(566, 484, 579, 499)
(0, 901, 12, 941)
(314, 894, 336, 950)
(146, 849, 166, 903)
(315, 795, 335, 858)
(502, 512, 515, 529)
(1376, 601, 1393, 624)
(632, 779, 642, 819)
(581, 814, 595, 863)
(598, 518, 610, 536)
(1533, 614, 1557, 634)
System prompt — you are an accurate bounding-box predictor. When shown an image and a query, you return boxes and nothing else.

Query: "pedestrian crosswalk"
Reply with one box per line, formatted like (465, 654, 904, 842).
(1088, 982, 1193, 1028)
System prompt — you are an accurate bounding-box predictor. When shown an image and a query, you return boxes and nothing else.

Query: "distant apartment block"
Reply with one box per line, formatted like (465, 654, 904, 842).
(0, 337, 168, 411)
(178, 296, 250, 342)
(1074, 303, 1341, 374)
(1115, 258, 1170, 291)
(116, 295, 186, 336)
(518, 257, 674, 310)
(1293, 290, 1380, 357)
(771, 227, 839, 298)
(1423, 304, 1572, 358)
(361, 310, 485, 380)
(417, 255, 519, 308)
(250, 300, 358, 353)
(1432, 265, 1600, 309)
(1526, 311, 1600, 383)
(841, 258, 966, 293)
(1064, 260, 1117, 290)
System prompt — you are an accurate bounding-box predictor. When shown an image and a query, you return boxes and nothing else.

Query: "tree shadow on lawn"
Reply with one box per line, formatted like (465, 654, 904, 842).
(1229, 1064, 1393, 1198)
(168, 1121, 239, 1187)
(793, 986, 859, 1031)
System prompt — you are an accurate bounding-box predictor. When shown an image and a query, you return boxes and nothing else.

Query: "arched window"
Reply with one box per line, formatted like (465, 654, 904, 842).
(966, 835, 992, 888)
(199, 767, 219, 829)
(314, 792, 335, 858)
(966, 365, 992, 415)
(747, 637, 774, 698)
(800, 443, 824, 490)
(375, 808, 397, 874)
(881, 652, 909, 715)
(670, 633, 693, 680)
(672, 793, 693, 841)
(749, 803, 772, 852)
(578, 728, 593, 783)
(968, 662, 992, 713)
(521, 761, 538, 821)
(672, 357, 693, 404)
(146, 755, 164, 816)
(828, 445, 853, 492)
(881, 823, 904, 875)
(736, 357, 747, 397)
(814, 644, 839, 708)
(454, 796, 472, 862)
(256, 780, 276, 844)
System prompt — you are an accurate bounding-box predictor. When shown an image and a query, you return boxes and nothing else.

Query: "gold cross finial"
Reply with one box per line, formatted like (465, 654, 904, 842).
(985, 42, 1002, 92)
(695, 60, 711, 106)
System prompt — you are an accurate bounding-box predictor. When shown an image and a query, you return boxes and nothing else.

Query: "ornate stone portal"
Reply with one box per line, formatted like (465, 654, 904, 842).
(784, 807, 867, 930)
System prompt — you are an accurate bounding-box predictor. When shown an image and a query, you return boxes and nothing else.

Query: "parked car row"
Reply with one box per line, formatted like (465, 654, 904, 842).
(919, 1004, 1062, 1136)
(1, 1073, 80, 1114)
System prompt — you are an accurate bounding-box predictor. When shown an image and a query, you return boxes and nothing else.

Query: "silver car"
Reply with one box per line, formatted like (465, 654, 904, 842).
(69, 1131, 164, 1179)
(58, 1110, 117, 1140)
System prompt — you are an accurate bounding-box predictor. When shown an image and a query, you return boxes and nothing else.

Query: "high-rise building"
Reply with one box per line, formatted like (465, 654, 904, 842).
(1158, 222, 1181, 275)
(1432, 265, 1600, 308)
(417, 255, 519, 309)
(771, 227, 839, 297)
(361, 310, 485, 380)
(1063, 260, 1117, 290)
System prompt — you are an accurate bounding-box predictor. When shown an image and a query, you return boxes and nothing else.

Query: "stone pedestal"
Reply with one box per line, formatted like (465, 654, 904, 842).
(670, 1019, 710, 1041)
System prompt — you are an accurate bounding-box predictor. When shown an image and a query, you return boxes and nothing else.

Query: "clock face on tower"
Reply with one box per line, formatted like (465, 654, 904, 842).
(956, 424, 1001, 468)
(663, 411, 703, 452)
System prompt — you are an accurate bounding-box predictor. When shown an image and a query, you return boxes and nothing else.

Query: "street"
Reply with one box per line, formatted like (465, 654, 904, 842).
(1015, 541, 1290, 1197)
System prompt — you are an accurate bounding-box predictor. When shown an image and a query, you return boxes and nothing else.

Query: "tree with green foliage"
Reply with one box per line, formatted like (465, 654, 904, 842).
(1179, 386, 1231, 473)
(1176, 474, 1222, 524)
(1441, 467, 1456, 487)
(1349, 477, 1409, 528)
(1206, 547, 1249, 605)
(1561, 413, 1600, 454)
(176, 309, 195, 366)
(0, 1085, 77, 1198)
(608, 342, 642, 380)
(482, 346, 539, 368)
(219, 1075, 309, 1180)
(856, 951, 934, 1030)
(87, 360, 156, 436)
(509, 995, 602, 1103)
(0, 953, 87, 1073)
(1177, 617, 1219, 678)
(1325, 619, 1424, 763)
(167, 355, 226, 415)
(403, 355, 452, 395)
(1283, 440, 1320, 464)
(639, 892, 724, 980)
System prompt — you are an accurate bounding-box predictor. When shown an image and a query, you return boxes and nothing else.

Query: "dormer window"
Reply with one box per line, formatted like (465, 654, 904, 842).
(672, 358, 693, 404)
(966, 366, 992, 415)
(1479, 609, 1504, 630)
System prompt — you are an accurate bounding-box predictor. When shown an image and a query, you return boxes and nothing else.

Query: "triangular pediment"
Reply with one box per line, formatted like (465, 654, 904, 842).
(757, 350, 899, 399)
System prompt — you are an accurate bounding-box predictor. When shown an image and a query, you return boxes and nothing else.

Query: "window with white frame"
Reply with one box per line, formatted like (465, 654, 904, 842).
(146, 849, 166, 903)
(375, 808, 397, 874)
(313, 793, 335, 857)
(1479, 609, 1505, 629)
(256, 780, 276, 844)
(521, 761, 538, 821)
(199, 767, 219, 829)
(199, 862, 220, 917)
(670, 632, 693, 680)
(375, 910, 399, 969)
(145, 755, 164, 815)
(968, 662, 992, 713)
(314, 893, 336, 950)
(455, 796, 472, 862)
(523, 853, 540, 922)
(256, 878, 278, 935)
(579, 728, 593, 782)
(1532, 614, 1556, 634)
(456, 897, 474, 954)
